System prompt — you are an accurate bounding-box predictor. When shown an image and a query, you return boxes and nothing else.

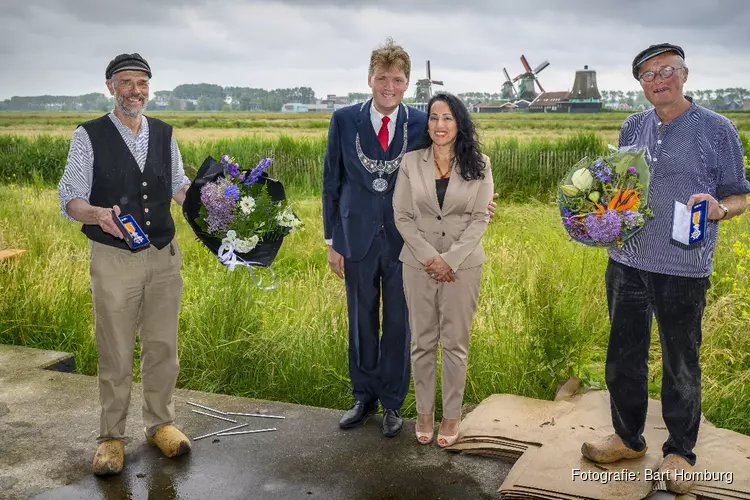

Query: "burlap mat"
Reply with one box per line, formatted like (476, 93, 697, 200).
(450, 387, 750, 499)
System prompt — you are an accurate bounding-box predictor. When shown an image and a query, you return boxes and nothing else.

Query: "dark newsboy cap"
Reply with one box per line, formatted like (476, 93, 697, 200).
(632, 43, 685, 80)
(105, 53, 152, 80)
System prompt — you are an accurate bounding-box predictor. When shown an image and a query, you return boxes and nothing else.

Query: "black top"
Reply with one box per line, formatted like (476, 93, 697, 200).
(80, 115, 174, 250)
(436, 178, 450, 210)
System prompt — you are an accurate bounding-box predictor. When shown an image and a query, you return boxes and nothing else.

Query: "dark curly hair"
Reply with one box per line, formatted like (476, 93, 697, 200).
(419, 92, 485, 181)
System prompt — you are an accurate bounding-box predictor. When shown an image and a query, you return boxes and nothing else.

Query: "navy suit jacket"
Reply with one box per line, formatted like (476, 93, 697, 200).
(323, 100, 427, 262)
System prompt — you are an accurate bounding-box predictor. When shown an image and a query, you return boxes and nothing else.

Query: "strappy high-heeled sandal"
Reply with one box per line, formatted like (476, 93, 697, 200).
(437, 418, 460, 448)
(415, 413, 434, 445)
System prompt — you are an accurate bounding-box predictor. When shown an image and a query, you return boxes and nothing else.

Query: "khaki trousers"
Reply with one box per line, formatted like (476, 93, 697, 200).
(89, 239, 183, 442)
(402, 264, 482, 419)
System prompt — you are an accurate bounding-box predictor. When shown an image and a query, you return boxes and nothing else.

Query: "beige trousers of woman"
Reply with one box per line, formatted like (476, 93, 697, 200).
(403, 264, 482, 419)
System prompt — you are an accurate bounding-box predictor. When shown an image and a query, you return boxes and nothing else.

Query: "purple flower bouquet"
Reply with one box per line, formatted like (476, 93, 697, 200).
(182, 155, 302, 279)
(558, 147, 653, 247)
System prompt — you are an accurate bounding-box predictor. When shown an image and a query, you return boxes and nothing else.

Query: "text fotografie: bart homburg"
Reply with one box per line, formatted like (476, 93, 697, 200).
(571, 468, 734, 485)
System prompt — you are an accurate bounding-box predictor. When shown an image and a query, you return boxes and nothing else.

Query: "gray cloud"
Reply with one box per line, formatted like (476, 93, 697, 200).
(1, 0, 748, 100)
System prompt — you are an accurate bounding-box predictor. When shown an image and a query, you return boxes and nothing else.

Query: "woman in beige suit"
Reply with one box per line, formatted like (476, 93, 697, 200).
(393, 92, 493, 448)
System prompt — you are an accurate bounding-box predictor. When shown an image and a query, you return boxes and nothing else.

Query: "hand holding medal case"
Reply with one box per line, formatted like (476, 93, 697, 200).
(671, 199, 707, 245)
(111, 210, 151, 250)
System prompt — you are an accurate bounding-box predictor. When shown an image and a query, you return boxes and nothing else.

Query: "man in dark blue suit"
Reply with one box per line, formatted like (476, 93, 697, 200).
(322, 39, 425, 437)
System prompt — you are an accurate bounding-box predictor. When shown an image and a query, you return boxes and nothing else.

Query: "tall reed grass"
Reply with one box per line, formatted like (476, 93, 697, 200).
(1, 186, 749, 434)
(3, 131, 747, 201)
(0, 132, 609, 199)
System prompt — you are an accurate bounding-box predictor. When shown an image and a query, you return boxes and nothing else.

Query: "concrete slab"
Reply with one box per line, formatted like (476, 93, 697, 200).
(0, 345, 511, 500)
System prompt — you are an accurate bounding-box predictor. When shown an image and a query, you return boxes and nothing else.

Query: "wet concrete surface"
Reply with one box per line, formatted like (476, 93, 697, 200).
(0, 345, 511, 500)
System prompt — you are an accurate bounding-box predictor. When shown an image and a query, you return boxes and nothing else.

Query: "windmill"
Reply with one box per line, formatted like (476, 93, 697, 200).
(513, 54, 549, 101)
(414, 60, 443, 102)
(500, 67, 517, 101)
(566, 64, 603, 112)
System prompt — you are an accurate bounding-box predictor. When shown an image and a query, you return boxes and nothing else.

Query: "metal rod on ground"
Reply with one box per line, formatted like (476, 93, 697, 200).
(191, 410, 238, 423)
(186, 401, 227, 415)
(224, 412, 285, 419)
(193, 423, 250, 441)
(216, 428, 277, 436)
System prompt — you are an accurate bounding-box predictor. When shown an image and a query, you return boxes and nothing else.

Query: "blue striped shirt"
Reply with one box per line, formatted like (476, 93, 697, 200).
(608, 98, 750, 278)
(58, 113, 189, 221)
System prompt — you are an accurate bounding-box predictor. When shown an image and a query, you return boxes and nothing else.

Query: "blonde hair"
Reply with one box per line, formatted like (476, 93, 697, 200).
(368, 37, 411, 81)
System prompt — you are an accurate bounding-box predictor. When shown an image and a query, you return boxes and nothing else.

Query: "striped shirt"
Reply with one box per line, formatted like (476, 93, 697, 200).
(58, 113, 190, 221)
(609, 98, 750, 278)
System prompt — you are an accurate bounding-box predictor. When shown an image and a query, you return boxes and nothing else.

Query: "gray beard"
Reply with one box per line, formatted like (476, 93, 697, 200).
(115, 92, 148, 118)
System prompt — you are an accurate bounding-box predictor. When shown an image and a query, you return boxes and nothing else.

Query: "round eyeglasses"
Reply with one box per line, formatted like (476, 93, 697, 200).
(639, 66, 684, 82)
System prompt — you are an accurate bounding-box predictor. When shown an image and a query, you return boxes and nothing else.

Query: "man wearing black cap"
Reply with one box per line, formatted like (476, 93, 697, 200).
(581, 44, 749, 494)
(58, 53, 192, 476)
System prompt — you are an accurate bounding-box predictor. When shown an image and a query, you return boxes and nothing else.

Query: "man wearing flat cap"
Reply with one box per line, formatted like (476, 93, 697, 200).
(58, 53, 192, 475)
(581, 43, 749, 494)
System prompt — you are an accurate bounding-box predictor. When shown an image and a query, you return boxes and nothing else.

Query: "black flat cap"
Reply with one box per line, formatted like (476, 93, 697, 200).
(632, 43, 684, 79)
(105, 53, 152, 80)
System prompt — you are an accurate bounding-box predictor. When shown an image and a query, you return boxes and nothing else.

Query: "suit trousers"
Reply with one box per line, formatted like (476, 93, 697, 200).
(89, 239, 183, 442)
(403, 263, 482, 419)
(343, 232, 411, 410)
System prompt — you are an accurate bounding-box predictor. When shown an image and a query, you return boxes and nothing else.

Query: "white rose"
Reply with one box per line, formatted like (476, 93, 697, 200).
(223, 230, 237, 244)
(234, 235, 259, 253)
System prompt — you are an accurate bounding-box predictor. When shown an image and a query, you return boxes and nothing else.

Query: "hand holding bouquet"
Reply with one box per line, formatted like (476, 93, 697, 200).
(559, 147, 653, 247)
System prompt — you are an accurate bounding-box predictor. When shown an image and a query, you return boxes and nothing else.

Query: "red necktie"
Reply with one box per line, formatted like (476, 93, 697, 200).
(377, 116, 390, 151)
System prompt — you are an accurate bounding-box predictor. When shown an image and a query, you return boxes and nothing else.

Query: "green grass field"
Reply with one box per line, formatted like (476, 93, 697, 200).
(1, 185, 749, 434)
(1, 110, 749, 435)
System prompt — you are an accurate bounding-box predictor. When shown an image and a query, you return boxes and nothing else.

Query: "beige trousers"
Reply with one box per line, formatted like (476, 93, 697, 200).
(402, 264, 482, 419)
(89, 239, 183, 442)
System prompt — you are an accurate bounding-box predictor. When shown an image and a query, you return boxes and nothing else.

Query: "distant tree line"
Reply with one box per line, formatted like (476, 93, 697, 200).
(1, 86, 748, 112)
(454, 88, 750, 111)
(599, 88, 750, 110)
(0, 84, 318, 112)
(0, 93, 113, 112)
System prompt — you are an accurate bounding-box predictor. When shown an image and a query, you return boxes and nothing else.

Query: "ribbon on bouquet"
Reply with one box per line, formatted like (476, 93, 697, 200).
(217, 241, 279, 291)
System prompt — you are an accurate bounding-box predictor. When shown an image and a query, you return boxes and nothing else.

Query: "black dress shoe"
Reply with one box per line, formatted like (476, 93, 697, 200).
(339, 401, 378, 429)
(382, 409, 403, 437)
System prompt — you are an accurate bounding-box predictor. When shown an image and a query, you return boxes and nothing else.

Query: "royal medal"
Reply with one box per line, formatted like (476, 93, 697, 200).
(372, 178, 388, 192)
(689, 200, 707, 244)
(112, 211, 151, 250)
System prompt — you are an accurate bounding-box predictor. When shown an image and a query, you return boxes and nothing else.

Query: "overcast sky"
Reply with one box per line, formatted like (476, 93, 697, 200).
(2, 0, 749, 100)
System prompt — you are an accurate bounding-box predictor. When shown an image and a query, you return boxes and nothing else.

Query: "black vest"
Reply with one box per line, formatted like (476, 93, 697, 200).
(81, 115, 175, 250)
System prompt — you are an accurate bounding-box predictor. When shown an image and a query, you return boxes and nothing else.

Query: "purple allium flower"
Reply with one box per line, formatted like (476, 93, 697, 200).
(628, 166, 637, 175)
(584, 210, 622, 243)
(200, 178, 236, 234)
(244, 157, 274, 186)
(224, 184, 240, 200)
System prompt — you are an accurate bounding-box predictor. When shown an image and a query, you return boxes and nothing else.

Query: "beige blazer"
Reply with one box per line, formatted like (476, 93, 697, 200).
(393, 147, 494, 271)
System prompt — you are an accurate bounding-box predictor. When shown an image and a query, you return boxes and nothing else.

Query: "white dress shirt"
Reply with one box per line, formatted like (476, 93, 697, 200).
(369, 101, 399, 147)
